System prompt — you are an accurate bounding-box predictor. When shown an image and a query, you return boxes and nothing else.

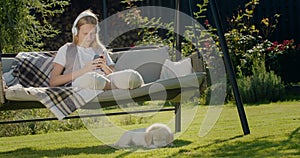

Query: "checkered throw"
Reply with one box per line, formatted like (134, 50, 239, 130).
(12, 52, 55, 87)
(11, 52, 91, 119)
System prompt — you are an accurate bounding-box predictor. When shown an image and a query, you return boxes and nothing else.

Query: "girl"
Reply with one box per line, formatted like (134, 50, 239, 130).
(49, 9, 143, 90)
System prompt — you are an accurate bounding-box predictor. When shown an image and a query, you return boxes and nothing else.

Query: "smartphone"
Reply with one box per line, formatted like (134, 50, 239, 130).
(93, 54, 100, 60)
(93, 54, 103, 71)
(93, 54, 103, 60)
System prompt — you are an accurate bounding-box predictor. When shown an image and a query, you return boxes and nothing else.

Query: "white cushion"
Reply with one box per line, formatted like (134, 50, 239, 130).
(72, 72, 109, 90)
(5, 84, 39, 101)
(160, 58, 193, 80)
(108, 69, 144, 89)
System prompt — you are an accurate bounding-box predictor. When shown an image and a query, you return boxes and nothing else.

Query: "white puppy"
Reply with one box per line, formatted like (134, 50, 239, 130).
(114, 123, 174, 148)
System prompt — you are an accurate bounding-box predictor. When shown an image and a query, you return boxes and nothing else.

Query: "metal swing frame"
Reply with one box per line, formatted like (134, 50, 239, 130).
(0, 0, 250, 135)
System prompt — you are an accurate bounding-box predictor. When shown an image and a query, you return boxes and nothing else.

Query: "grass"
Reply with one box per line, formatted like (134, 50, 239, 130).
(0, 101, 299, 158)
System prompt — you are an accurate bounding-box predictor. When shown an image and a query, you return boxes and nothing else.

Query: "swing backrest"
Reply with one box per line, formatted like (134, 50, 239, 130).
(2, 58, 15, 73)
(112, 47, 170, 83)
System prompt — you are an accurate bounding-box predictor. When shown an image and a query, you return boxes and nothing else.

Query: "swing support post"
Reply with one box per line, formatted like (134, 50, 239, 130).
(0, 53, 5, 104)
(209, 0, 250, 135)
(175, 0, 250, 135)
(175, 0, 182, 61)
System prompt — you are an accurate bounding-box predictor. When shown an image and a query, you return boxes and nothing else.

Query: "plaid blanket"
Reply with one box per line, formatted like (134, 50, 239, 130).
(11, 52, 97, 119)
(12, 52, 55, 87)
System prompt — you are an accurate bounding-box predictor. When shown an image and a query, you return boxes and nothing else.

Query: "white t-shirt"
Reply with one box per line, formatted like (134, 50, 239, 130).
(53, 44, 115, 75)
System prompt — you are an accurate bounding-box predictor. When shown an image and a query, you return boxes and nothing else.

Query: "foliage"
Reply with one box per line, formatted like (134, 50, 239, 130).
(266, 39, 300, 83)
(118, 114, 151, 126)
(120, 0, 291, 104)
(0, 0, 69, 53)
(224, 0, 275, 76)
(119, 0, 216, 59)
(237, 67, 285, 104)
(0, 0, 72, 137)
(120, 0, 175, 57)
(0, 109, 85, 137)
(260, 14, 280, 39)
(223, 0, 299, 78)
(265, 39, 298, 73)
(222, 0, 288, 103)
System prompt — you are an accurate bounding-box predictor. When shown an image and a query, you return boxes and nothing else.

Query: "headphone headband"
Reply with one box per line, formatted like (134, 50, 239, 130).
(72, 10, 98, 35)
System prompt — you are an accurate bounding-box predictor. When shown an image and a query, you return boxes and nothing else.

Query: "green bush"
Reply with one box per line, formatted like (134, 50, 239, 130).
(0, 0, 69, 53)
(0, 109, 85, 137)
(118, 115, 151, 126)
(237, 70, 285, 104)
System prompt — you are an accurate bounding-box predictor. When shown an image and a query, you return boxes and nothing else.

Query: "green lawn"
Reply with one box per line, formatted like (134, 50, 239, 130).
(0, 102, 299, 158)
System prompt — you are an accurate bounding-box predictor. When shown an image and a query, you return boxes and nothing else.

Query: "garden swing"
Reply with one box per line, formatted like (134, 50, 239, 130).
(0, 0, 250, 135)
(0, 46, 206, 132)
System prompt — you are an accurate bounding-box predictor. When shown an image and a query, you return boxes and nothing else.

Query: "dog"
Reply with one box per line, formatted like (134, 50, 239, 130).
(114, 123, 174, 148)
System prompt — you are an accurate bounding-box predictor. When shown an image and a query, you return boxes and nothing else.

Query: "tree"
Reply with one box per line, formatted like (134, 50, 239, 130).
(0, 0, 69, 54)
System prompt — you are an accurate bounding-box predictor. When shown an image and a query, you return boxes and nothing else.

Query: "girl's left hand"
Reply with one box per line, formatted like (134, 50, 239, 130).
(94, 55, 107, 69)
(93, 54, 113, 74)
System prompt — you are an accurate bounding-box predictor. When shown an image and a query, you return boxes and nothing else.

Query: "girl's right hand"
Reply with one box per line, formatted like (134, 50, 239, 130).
(83, 61, 98, 72)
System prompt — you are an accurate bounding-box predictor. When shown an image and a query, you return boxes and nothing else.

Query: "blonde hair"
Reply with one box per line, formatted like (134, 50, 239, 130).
(72, 10, 106, 51)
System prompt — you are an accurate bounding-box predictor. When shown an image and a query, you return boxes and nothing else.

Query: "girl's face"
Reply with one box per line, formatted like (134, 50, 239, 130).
(77, 24, 96, 48)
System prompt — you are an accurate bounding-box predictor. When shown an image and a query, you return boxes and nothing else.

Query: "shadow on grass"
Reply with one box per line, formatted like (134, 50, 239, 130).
(172, 127, 300, 157)
(1, 128, 298, 157)
(113, 139, 192, 158)
(173, 139, 193, 147)
(0, 139, 192, 157)
(0, 144, 117, 158)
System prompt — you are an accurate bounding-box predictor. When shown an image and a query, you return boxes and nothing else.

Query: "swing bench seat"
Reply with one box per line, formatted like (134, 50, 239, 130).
(2, 73, 205, 109)
(0, 46, 206, 131)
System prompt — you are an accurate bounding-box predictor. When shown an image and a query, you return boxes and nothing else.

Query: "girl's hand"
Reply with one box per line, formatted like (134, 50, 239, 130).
(83, 61, 98, 72)
(94, 55, 107, 69)
(93, 55, 113, 74)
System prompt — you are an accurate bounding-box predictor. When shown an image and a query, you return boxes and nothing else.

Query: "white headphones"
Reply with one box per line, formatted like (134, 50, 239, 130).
(72, 10, 98, 36)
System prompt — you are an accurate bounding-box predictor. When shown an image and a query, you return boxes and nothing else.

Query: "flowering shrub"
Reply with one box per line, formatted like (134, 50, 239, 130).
(266, 39, 300, 83)
(219, 0, 290, 103)
(267, 39, 298, 53)
(265, 39, 296, 69)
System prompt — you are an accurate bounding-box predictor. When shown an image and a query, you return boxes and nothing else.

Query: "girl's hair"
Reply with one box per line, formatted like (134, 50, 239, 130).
(72, 10, 107, 51)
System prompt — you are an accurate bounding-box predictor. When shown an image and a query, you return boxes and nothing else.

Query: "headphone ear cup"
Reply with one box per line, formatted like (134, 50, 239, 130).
(96, 25, 100, 33)
(72, 27, 78, 36)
